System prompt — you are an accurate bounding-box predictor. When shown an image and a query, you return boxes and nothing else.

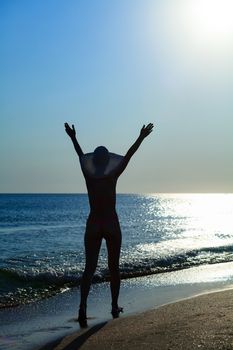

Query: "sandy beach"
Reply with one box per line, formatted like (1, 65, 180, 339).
(39, 288, 233, 350)
(1, 263, 233, 350)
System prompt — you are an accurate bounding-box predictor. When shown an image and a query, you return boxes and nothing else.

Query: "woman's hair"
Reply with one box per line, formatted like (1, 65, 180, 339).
(93, 146, 110, 167)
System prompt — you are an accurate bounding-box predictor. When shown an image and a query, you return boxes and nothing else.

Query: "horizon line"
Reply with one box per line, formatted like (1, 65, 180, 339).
(0, 192, 232, 195)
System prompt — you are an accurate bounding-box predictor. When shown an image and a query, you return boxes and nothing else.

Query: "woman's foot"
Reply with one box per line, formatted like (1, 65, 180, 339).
(78, 305, 87, 328)
(111, 305, 123, 318)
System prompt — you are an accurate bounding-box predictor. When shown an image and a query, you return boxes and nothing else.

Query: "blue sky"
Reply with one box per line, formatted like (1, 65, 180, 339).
(1, 0, 233, 193)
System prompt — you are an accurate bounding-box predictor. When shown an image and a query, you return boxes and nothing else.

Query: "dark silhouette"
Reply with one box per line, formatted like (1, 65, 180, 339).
(39, 322, 108, 350)
(64, 122, 153, 327)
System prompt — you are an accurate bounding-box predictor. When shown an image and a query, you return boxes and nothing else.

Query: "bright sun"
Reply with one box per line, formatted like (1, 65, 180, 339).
(145, 0, 233, 67)
(184, 0, 233, 46)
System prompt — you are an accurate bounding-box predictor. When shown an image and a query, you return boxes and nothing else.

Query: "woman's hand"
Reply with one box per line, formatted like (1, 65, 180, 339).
(140, 123, 154, 138)
(64, 122, 76, 139)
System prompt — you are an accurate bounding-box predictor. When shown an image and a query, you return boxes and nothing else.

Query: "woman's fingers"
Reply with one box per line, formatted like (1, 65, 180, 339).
(65, 122, 70, 129)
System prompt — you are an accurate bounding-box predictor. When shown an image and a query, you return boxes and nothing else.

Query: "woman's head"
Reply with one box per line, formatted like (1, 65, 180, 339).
(93, 146, 110, 168)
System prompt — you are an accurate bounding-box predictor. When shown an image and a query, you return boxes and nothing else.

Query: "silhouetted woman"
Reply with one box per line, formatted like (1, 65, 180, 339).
(65, 122, 153, 326)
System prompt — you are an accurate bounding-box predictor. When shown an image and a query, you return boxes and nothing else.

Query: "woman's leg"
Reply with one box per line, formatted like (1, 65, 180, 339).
(79, 220, 102, 309)
(105, 219, 122, 310)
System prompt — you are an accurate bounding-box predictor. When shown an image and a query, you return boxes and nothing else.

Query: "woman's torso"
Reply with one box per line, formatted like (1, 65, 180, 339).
(85, 175, 118, 217)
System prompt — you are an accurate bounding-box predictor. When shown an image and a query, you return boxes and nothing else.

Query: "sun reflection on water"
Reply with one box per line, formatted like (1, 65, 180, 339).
(138, 193, 233, 255)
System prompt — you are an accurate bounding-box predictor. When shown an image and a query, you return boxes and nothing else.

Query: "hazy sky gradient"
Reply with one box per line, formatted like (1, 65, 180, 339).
(1, 0, 233, 193)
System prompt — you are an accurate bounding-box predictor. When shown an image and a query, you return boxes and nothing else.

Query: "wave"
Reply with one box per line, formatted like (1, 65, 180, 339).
(1, 243, 233, 308)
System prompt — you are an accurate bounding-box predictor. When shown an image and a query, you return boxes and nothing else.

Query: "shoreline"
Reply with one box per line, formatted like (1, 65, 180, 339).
(1, 262, 233, 350)
(39, 287, 233, 350)
(1, 262, 229, 311)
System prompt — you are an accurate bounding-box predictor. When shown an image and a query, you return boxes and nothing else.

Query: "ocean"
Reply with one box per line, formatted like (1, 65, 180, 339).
(1, 193, 233, 309)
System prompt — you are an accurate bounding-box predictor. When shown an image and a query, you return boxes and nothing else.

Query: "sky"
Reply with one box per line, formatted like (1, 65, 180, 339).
(1, 0, 233, 193)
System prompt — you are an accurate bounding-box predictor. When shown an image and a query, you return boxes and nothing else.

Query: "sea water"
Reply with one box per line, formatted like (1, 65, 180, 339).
(1, 193, 233, 309)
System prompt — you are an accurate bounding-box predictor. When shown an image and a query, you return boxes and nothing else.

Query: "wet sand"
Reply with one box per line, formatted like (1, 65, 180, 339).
(40, 288, 233, 350)
(2, 263, 233, 350)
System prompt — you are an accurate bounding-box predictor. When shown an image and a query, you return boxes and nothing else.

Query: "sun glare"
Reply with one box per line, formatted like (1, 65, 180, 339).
(144, 0, 233, 65)
(185, 0, 233, 46)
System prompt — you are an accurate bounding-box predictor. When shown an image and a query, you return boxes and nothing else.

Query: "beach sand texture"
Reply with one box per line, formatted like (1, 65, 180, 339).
(41, 289, 233, 350)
